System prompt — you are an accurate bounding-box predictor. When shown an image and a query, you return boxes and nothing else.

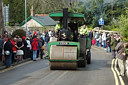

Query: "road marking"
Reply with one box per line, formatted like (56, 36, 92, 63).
(115, 58, 125, 85)
(50, 71, 68, 85)
(0, 61, 33, 74)
(111, 59, 119, 85)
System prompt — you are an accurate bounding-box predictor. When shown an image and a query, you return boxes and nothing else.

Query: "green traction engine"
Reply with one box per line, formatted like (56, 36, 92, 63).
(47, 8, 91, 70)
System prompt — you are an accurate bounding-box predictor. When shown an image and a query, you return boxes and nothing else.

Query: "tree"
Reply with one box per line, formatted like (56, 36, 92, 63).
(118, 8, 128, 42)
(4, 0, 30, 26)
(27, 0, 70, 14)
(0, 0, 4, 35)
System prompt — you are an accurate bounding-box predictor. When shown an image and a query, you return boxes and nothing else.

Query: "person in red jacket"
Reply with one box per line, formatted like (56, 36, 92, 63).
(10, 37, 17, 63)
(32, 38, 38, 61)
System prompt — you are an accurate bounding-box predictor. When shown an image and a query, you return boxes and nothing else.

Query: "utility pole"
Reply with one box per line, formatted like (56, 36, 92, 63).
(0, 0, 4, 35)
(25, 0, 27, 37)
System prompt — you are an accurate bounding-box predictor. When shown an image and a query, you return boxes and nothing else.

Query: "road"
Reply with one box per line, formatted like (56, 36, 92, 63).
(0, 47, 127, 85)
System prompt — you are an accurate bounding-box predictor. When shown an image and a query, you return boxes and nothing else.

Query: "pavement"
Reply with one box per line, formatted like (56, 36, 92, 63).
(0, 51, 48, 70)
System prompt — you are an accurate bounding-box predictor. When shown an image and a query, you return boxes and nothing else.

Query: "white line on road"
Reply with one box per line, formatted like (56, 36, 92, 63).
(111, 59, 119, 85)
(50, 71, 68, 85)
(115, 58, 125, 85)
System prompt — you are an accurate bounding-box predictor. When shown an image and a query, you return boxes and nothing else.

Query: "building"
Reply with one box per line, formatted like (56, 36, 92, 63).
(19, 6, 56, 29)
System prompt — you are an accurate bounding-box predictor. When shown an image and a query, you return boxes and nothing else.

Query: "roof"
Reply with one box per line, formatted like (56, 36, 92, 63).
(19, 16, 57, 27)
(49, 12, 84, 17)
(49, 12, 85, 21)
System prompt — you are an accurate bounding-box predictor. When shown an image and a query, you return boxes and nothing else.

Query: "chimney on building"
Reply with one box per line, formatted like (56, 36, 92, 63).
(31, 6, 34, 16)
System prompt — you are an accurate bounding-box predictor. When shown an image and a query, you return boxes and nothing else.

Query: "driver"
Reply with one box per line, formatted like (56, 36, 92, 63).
(80, 24, 88, 38)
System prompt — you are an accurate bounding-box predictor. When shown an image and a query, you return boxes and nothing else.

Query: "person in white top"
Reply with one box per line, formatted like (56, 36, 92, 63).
(102, 32, 106, 48)
(48, 30, 52, 38)
(26, 38, 31, 59)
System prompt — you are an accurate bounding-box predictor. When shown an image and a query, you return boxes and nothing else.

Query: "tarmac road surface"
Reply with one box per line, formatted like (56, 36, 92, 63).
(0, 47, 127, 85)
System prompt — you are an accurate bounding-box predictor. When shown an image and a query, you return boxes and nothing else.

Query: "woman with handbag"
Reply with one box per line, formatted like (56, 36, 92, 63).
(15, 38, 24, 61)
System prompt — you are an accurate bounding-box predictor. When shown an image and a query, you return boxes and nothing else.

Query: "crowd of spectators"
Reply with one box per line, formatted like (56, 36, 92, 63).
(0, 30, 55, 68)
(90, 30, 128, 77)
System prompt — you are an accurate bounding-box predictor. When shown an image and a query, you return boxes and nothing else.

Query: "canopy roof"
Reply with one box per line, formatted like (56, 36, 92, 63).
(49, 12, 85, 21)
(49, 12, 84, 17)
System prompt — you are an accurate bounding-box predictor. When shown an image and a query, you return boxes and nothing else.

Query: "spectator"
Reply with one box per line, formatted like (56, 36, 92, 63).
(115, 38, 126, 76)
(124, 43, 128, 77)
(28, 30, 32, 36)
(26, 37, 31, 59)
(102, 32, 106, 48)
(106, 34, 111, 53)
(22, 36, 28, 59)
(89, 30, 93, 43)
(48, 30, 52, 38)
(42, 31, 46, 41)
(52, 30, 55, 37)
(15, 38, 24, 61)
(96, 33, 100, 47)
(98, 33, 102, 47)
(1, 37, 7, 64)
(32, 38, 38, 61)
(40, 35, 45, 59)
(45, 32, 49, 47)
(92, 37, 96, 47)
(110, 35, 117, 59)
(4, 37, 13, 68)
(10, 37, 17, 63)
(37, 37, 42, 58)
(37, 30, 40, 36)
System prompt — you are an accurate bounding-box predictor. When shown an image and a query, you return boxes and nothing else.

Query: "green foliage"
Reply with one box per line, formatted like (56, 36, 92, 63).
(88, 27, 93, 30)
(3, 0, 128, 28)
(83, 0, 128, 27)
(111, 28, 119, 31)
(27, 0, 70, 14)
(12, 29, 26, 38)
(118, 8, 128, 42)
(4, 0, 30, 26)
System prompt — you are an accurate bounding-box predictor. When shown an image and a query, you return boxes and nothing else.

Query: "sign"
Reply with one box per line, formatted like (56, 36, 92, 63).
(99, 18, 104, 25)
(59, 42, 69, 45)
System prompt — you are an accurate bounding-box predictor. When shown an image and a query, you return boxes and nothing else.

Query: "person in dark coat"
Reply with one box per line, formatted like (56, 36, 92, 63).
(45, 32, 49, 47)
(40, 36, 44, 59)
(37, 37, 42, 58)
(22, 36, 28, 59)
(4, 38, 13, 68)
(89, 30, 93, 41)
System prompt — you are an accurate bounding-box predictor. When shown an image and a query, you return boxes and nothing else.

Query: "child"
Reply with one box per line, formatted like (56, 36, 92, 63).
(92, 37, 96, 47)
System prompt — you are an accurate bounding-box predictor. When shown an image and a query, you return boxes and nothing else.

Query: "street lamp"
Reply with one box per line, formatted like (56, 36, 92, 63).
(25, 0, 27, 37)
